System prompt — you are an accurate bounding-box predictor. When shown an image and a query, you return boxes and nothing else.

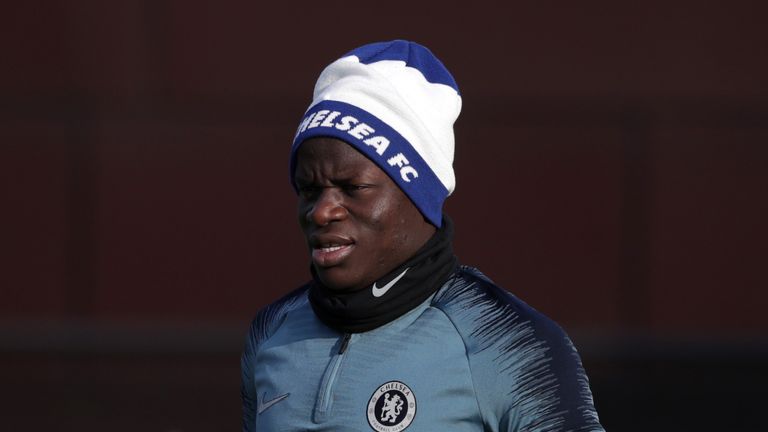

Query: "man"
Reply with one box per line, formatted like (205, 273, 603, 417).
(241, 40, 604, 432)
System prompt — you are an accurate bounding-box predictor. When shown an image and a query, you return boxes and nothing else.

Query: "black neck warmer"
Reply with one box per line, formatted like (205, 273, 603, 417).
(308, 217, 458, 333)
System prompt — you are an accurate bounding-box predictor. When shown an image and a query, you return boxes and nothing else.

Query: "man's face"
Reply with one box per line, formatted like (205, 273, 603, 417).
(294, 137, 436, 291)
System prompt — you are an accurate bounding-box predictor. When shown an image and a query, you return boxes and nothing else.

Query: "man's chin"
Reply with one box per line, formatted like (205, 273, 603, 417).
(313, 267, 365, 292)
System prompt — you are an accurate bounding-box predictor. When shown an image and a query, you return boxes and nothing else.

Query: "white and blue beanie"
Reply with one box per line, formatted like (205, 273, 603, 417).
(290, 40, 462, 227)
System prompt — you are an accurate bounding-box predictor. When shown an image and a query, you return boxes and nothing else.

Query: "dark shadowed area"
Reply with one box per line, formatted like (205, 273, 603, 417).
(1, 1, 767, 430)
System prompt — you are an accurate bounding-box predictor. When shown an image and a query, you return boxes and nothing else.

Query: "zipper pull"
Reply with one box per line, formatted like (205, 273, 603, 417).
(338, 333, 351, 354)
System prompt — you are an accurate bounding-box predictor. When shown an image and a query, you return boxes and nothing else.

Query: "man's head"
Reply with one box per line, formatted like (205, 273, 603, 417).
(295, 137, 435, 291)
(290, 40, 461, 290)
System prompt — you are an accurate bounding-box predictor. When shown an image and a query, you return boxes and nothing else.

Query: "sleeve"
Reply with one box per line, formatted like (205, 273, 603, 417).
(467, 311, 604, 432)
(494, 327, 604, 432)
(241, 321, 258, 432)
(444, 271, 604, 432)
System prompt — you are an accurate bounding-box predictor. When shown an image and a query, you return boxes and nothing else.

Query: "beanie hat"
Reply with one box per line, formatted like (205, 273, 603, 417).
(290, 40, 462, 227)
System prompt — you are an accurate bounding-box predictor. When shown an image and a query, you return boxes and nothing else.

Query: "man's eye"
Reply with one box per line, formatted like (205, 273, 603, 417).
(343, 185, 367, 194)
(298, 185, 319, 196)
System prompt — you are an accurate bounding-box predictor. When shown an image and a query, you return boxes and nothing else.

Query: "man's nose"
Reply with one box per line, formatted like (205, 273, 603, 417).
(307, 188, 348, 226)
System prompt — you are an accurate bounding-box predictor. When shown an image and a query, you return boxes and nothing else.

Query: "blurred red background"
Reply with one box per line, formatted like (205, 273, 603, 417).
(1, 1, 766, 430)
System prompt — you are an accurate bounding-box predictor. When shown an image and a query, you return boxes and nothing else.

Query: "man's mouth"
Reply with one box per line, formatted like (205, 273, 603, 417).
(312, 243, 354, 267)
(310, 236, 355, 267)
(318, 245, 346, 252)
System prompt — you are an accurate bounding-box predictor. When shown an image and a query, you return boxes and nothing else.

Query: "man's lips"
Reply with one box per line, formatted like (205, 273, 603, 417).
(309, 235, 355, 267)
(312, 244, 355, 267)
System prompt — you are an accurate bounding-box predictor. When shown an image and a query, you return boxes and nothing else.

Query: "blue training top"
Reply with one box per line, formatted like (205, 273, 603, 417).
(241, 266, 604, 432)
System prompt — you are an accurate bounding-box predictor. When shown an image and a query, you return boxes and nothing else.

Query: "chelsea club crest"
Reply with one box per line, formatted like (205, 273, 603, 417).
(367, 381, 417, 431)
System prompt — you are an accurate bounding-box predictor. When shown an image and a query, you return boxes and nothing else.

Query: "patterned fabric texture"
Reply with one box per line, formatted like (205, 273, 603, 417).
(241, 266, 604, 432)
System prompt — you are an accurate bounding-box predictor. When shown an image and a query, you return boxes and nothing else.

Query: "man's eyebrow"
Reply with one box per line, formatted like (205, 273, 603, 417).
(331, 175, 359, 184)
(293, 174, 314, 186)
